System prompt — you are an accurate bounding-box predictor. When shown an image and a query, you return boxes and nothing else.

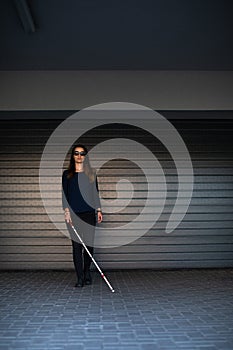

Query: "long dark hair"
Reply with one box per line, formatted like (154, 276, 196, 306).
(67, 144, 95, 182)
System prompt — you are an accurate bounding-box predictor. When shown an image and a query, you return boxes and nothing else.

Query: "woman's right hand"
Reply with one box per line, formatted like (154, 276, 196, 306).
(64, 210, 72, 224)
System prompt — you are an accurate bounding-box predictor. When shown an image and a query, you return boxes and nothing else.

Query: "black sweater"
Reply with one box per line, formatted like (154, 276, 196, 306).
(62, 170, 101, 213)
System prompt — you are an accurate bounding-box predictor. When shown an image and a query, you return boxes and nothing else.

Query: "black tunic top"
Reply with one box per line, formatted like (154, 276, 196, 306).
(62, 170, 101, 213)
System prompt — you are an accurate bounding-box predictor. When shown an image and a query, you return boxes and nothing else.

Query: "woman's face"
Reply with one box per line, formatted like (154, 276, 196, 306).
(73, 147, 86, 164)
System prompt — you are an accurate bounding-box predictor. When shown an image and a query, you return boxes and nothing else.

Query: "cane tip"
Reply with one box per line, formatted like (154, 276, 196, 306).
(112, 289, 115, 293)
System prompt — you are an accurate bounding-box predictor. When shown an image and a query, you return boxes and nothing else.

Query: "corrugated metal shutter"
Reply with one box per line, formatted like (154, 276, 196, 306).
(0, 111, 233, 269)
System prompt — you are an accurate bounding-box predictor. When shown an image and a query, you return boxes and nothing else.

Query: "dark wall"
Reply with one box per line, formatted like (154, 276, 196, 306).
(1, 0, 233, 70)
(0, 111, 233, 269)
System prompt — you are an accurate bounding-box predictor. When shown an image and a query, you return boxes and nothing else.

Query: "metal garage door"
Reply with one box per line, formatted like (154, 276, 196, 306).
(0, 111, 232, 269)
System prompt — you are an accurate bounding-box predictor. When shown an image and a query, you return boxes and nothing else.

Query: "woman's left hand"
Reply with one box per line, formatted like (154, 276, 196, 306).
(97, 211, 103, 224)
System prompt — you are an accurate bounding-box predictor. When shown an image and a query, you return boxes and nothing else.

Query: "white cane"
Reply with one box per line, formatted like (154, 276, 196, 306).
(70, 223, 115, 293)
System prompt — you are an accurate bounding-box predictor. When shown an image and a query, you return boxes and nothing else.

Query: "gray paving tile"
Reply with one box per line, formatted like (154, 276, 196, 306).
(0, 269, 233, 350)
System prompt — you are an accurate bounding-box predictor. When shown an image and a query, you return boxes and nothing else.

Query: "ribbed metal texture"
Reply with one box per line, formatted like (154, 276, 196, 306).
(0, 112, 232, 269)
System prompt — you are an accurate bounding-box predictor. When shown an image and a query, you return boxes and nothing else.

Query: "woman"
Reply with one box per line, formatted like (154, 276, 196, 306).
(62, 144, 103, 287)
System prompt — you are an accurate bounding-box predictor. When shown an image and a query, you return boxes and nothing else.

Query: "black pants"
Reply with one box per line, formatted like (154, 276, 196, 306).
(68, 211, 96, 281)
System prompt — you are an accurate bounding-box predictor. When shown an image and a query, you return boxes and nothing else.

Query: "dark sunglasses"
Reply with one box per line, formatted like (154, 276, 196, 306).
(73, 151, 87, 156)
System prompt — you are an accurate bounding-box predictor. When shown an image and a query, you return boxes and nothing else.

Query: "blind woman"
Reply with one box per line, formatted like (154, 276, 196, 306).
(62, 144, 103, 287)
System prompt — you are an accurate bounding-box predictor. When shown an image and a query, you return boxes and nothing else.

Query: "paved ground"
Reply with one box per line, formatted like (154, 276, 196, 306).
(0, 269, 233, 350)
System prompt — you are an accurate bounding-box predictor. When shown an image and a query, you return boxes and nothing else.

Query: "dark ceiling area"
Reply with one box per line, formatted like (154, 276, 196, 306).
(0, 0, 233, 70)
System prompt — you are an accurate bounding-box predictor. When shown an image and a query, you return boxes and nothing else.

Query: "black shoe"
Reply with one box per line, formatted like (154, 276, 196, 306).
(84, 271, 92, 285)
(75, 279, 84, 288)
